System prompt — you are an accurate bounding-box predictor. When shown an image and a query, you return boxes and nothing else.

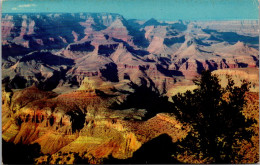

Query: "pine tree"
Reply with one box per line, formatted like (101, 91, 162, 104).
(172, 70, 254, 163)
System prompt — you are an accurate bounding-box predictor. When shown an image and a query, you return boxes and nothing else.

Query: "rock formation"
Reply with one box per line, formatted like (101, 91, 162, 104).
(2, 13, 258, 93)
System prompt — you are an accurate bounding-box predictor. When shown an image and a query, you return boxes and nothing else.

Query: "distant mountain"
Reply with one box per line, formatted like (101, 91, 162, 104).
(142, 18, 162, 26)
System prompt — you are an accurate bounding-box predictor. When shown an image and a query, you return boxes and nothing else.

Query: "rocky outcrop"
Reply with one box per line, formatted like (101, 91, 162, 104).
(2, 85, 190, 164)
(2, 52, 74, 90)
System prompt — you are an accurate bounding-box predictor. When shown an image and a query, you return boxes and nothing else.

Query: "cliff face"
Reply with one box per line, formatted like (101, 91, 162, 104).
(192, 20, 259, 37)
(213, 68, 259, 92)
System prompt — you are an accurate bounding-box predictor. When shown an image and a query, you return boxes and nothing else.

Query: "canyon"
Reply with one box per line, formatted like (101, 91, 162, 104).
(1, 12, 259, 164)
(2, 13, 259, 93)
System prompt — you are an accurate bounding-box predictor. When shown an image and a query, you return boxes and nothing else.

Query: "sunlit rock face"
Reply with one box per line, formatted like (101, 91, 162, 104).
(2, 83, 190, 164)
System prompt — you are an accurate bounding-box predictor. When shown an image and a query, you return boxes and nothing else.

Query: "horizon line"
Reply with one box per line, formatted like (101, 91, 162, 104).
(2, 12, 259, 22)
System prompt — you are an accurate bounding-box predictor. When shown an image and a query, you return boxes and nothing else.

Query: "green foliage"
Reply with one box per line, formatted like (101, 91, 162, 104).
(172, 70, 254, 163)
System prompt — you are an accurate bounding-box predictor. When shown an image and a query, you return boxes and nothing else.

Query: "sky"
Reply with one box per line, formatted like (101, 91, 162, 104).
(2, 0, 259, 21)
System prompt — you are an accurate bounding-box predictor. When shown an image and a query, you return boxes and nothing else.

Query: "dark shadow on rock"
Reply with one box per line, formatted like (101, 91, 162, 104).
(38, 66, 72, 91)
(205, 60, 218, 71)
(67, 41, 95, 52)
(237, 62, 248, 68)
(164, 36, 185, 47)
(98, 44, 119, 57)
(9, 75, 28, 89)
(2, 44, 32, 60)
(109, 84, 173, 120)
(100, 63, 119, 82)
(131, 29, 150, 48)
(112, 38, 150, 56)
(171, 21, 187, 31)
(156, 64, 184, 77)
(2, 139, 42, 164)
(195, 60, 205, 74)
(203, 29, 259, 45)
(104, 134, 182, 164)
(66, 110, 86, 133)
(251, 55, 259, 67)
(20, 52, 74, 66)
